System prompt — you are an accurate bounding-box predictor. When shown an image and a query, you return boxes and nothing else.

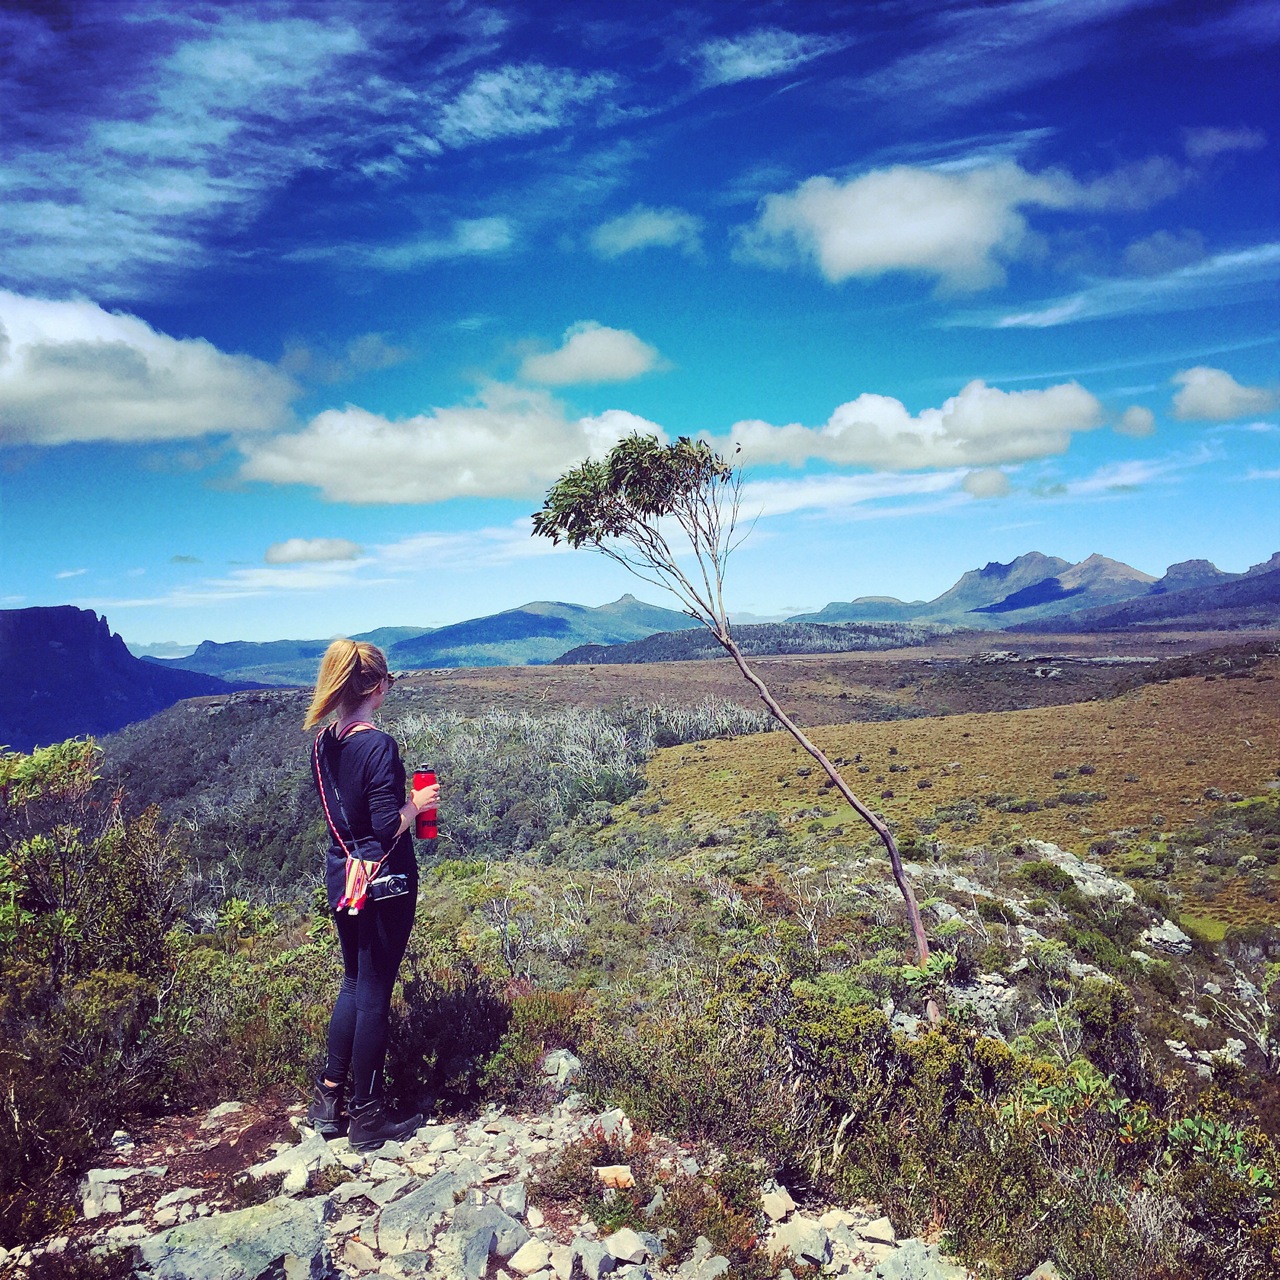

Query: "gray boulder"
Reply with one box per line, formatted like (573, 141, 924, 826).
(870, 1237, 968, 1280)
(133, 1195, 332, 1280)
(376, 1168, 464, 1254)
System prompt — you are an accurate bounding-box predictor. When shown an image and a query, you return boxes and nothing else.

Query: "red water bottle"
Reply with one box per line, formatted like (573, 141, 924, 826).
(412, 767, 437, 840)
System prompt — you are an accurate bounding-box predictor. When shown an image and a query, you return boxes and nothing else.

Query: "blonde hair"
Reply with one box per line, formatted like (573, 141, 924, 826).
(304, 639, 389, 729)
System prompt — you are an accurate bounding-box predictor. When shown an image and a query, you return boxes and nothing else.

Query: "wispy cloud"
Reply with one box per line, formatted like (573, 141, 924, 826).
(859, 0, 1156, 117)
(84, 519, 567, 614)
(953, 242, 1280, 328)
(55, 568, 87, 580)
(740, 470, 964, 520)
(434, 63, 617, 148)
(693, 27, 847, 87)
(590, 205, 703, 258)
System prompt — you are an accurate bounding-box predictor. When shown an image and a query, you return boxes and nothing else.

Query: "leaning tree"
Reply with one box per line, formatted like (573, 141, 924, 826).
(532, 434, 937, 1001)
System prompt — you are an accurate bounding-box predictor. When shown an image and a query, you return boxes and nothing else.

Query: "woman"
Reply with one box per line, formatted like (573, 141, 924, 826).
(303, 638, 439, 1151)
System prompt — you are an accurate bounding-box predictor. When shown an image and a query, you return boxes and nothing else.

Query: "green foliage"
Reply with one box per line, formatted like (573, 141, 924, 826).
(0, 740, 190, 1244)
(532, 434, 734, 551)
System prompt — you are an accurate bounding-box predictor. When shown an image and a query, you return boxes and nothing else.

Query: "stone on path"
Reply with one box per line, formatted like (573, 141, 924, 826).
(510, 1238, 554, 1275)
(761, 1186, 796, 1222)
(133, 1195, 330, 1280)
(767, 1216, 830, 1265)
(603, 1227, 647, 1264)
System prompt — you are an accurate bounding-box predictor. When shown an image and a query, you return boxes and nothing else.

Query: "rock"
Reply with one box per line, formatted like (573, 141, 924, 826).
(768, 1216, 831, 1265)
(345, 1237, 379, 1270)
(868, 1238, 967, 1280)
(155, 1187, 204, 1211)
(571, 1237, 618, 1280)
(511, 1240, 554, 1276)
(604, 1227, 647, 1264)
(1022, 839, 1136, 905)
(527, 1205, 546, 1230)
(1140, 919, 1193, 956)
(249, 1128, 337, 1185)
(543, 1050, 584, 1088)
(550, 1243, 574, 1280)
(594, 1164, 635, 1189)
(860, 1217, 897, 1246)
(499, 1182, 529, 1219)
(367, 1174, 411, 1206)
(376, 1169, 466, 1254)
(452, 1202, 530, 1259)
(434, 1223, 494, 1280)
(431, 1131, 460, 1153)
(595, 1109, 633, 1144)
(761, 1186, 796, 1221)
(134, 1195, 330, 1280)
(200, 1101, 245, 1130)
(1022, 1265, 1064, 1280)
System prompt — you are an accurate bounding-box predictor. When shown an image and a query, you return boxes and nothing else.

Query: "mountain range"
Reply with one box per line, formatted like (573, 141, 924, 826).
(5, 551, 1278, 752)
(0, 607, 245, 754)
(796, 550, 1280, 629)
(143, 595, 701, 685)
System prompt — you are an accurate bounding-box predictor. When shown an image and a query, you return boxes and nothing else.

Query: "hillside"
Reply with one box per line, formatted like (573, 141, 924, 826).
(386, 594, 700, 668)
(0, 606, 245, 752)
(8, 638, 1280, 1279)
(1011, 565, 1280, 633)
(147, 624, 435, 686)
(794, 550, 1280, 631)
(555, 620, 959, 664)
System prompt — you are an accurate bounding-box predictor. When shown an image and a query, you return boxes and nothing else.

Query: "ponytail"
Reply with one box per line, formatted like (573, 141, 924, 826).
(304, 639, 388, 729)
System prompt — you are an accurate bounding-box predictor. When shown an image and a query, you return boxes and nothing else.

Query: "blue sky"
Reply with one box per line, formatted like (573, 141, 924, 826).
(1, 0, 1277, 647)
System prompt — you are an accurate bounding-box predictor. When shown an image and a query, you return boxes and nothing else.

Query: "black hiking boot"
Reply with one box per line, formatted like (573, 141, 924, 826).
(306, 1077, 346, 1137)
(347, 1098, 423, 1153)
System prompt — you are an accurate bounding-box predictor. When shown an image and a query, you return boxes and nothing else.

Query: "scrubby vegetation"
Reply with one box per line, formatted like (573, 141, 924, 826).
(3, 660, 1280, 1276)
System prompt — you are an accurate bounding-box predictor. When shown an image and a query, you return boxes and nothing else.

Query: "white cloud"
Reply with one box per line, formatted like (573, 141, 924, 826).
(970, 242, 1280, 327)
(735, 158, 1190, 292)
(729, 380, 1104, 470)
(590, 206, 703, 259)
(1171, 366, 1279, 421)
(264, 537, 363, 564)
(55, 568, 87, 580)
(962, 468, 1011, 498)
(519, 322, 663, 385)
(694, 28, 845, 87)
(0, 291, 296, 444)
(1116, 406, 1156, 437)
(435, 63, 616, 148)
(1183, 125, 1267, 160)
(1245, 468, 1280, 480)
(238, 382, 665, 503)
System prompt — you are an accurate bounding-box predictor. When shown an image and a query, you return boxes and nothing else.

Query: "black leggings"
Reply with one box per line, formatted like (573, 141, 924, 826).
(325, 893, 415, 1105)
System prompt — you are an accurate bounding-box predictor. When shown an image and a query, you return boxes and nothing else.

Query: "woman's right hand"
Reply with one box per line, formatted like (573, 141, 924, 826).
(411, 780, 440, 812)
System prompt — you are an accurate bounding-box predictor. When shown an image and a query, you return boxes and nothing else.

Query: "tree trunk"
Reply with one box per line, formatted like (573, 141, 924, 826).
(717, 633, 938, 1014)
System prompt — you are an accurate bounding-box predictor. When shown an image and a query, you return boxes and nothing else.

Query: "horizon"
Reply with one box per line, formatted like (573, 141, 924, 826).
(1, 1, 1277, 646)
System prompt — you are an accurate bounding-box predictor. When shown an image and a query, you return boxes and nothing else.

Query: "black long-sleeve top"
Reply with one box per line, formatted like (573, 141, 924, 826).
(313, 725, 417, 911)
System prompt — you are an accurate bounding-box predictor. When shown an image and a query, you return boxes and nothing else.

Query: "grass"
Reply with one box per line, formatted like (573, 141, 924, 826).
(638, 658, 1280, 860)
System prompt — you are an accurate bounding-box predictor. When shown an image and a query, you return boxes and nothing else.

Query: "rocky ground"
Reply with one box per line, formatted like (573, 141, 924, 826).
(0, 1054, 1063, 1280)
